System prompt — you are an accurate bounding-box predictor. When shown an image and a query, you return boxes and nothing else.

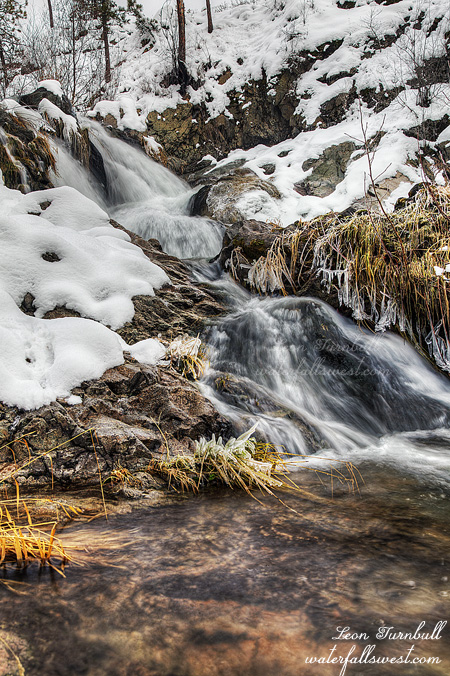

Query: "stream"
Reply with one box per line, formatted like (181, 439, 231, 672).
(2, 126, 449, 676)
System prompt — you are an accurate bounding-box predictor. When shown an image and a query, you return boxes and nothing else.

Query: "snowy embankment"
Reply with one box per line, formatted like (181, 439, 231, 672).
(0, 180, 168, 410)
(87, 0, 450, 225)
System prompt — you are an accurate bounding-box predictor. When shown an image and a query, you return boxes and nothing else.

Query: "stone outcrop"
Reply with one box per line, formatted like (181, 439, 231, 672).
(145, 71, 303, 173)
(0, 221, 230, 488)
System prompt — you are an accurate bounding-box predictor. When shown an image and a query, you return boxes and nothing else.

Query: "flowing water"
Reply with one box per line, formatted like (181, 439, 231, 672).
(2, 129, 449, 676)
(52, 121, 224, 261)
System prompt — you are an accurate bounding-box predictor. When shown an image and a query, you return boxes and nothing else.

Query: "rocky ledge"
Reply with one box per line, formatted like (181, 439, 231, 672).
(0, 223, 231, 490)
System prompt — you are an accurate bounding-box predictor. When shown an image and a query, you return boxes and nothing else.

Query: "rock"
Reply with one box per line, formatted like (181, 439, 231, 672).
(189, 166, 281, 224)
(0, 356, 231, 488)
(220, 219, 283, 265)
(43, 220, 226, 342)
(19, 86, 75, 117)
(261, 163, 276, 175)
(0, 109, 57, 192)
(297, 141, 357, 197)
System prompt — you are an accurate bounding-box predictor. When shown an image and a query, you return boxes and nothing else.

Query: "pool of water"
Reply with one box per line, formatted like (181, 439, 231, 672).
(1, 465, 449, 676)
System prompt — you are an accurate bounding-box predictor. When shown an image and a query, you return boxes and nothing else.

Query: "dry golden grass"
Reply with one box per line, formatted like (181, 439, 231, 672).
(146, 424, 361, 505)
(0, 428, 107, 568)
(248, 185, 450, 368)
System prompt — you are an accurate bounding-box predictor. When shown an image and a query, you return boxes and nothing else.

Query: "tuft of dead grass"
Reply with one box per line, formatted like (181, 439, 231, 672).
(248, 185, 450, 370)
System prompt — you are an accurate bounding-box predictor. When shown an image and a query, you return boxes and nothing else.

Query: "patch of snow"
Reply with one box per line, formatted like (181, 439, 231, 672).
(37, 79, 64, 98)
(128, 338, 166, 365)
(0, 180, 171, 410)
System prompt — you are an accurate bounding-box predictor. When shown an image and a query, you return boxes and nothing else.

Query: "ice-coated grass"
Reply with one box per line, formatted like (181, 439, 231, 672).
(248, 185, 450, 371)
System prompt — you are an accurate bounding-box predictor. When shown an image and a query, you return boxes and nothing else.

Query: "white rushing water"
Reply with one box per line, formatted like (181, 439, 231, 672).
(52, 127, 450, 486)
(52, 120, 224, 260)
(195, 267, 450, 486)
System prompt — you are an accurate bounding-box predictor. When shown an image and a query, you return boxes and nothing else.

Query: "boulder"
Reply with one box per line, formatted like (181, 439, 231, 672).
(19, 86, 75, 118)
(189, 165, 281, 224)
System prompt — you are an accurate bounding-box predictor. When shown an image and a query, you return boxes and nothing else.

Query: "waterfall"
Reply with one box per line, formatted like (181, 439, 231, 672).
(52, 120, 224, 261)
(49, 122, 450, 485)
(199, 271, 450, 483)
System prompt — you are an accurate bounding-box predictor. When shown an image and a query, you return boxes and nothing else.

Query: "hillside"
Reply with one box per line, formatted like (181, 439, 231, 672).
(83, 0, 450, 224)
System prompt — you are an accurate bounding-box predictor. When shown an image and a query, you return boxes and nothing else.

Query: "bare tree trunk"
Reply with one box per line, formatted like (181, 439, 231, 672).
(71, 13, 76, 101)
(101, 4, 111, 83)
(176, 0, 186, 66)
(47, 0, 54, 28)
(0, 40, 8, 95)
(206, 0, 213, 34)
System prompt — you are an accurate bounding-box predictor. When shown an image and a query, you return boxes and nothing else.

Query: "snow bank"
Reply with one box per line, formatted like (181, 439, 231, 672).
(0, 180, 169, 410)
(0, 289, 125, 409)
(86, 0, 449, 225)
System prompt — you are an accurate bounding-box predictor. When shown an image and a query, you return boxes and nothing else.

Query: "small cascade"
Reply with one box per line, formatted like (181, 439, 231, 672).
(200, 270, 450, 481)
(74, 120, 224, 260)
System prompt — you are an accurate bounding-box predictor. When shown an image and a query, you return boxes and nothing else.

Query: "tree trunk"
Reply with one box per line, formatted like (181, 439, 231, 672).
(101, 4, 111, 83)
(206, 0, 213, 34)
(47, 0, 54, 28)
(71, 13, 76, 101)
(0, 40, 8, 96)
(176, 0, 186, 66)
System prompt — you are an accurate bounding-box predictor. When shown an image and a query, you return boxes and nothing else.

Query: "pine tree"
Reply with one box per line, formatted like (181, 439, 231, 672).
(74, 0, 126, 83)
(0, 0, 26, 95)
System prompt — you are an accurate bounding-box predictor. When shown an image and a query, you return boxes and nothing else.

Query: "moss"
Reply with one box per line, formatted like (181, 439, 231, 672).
(0, 143, 22, 189)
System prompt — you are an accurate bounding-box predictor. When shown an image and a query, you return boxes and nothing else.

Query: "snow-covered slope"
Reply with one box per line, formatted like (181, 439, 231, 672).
(87, 0, 450, 225)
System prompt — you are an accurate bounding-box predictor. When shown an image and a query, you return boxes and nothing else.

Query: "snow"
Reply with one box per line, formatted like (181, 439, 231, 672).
(0, 288, 125, 410)
(0, 179, 170, 410)
(128, 338, 166, 365)
(37, 80, 65, 98)
(38, 99, 78, 140)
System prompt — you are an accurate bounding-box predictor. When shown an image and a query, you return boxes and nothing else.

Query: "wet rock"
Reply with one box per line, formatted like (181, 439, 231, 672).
(0, 110, 57, 192)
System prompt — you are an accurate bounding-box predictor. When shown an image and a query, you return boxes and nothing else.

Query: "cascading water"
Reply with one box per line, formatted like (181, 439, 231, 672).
(196, 267, 450, 485)
(52, 120, 224, 260)
(52, 124, 450, 486)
